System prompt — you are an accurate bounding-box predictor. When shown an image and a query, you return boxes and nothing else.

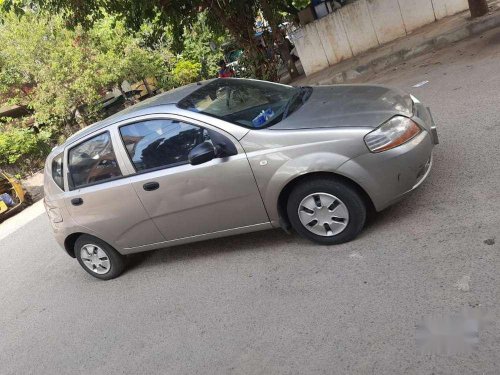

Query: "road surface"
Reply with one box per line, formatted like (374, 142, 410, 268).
(1, 28, 499, 375)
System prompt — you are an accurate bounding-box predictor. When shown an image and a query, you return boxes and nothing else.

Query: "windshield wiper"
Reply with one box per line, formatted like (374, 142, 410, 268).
(265, 87, 311, 127)
(282, 87, 309, 120)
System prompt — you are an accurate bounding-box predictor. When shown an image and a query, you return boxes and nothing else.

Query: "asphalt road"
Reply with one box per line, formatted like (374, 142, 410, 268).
(1, 29, 500, 375)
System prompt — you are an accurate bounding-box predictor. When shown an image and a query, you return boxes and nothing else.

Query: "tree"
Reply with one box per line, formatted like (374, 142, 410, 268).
(0, 10, 172, 137)
(1, 0, 301, 81)
(88, 16, 172, 105)
(468, 0, 489, 18)
(260, 0, 299, 79)
(0, 11, 109, 129)
(0, 9, 177, 172)
(180, 12, 225, 80)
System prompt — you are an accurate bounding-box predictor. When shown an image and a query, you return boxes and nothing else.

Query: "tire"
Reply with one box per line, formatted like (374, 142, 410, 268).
(75, 235, 126, 280)
(286, 177, 366, 245)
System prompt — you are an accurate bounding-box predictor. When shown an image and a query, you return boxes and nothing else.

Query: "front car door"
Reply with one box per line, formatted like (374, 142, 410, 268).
(63, 130, 165, 250)
(114, 115, 270, 243)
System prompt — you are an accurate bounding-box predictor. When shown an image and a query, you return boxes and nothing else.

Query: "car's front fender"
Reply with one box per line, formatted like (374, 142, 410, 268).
(241, 128, 371, 224)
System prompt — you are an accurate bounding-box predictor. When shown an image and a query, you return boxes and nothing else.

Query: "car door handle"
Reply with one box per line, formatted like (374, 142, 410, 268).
(143, 182, 160, 191)
(71, 198, 83, 206)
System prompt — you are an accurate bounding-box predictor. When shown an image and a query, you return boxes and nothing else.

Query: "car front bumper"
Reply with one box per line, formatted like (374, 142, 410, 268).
(337, 120, 436, 212)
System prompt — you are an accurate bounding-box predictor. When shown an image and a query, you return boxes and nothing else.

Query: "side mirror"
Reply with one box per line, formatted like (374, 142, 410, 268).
(188, 141, 217, 166)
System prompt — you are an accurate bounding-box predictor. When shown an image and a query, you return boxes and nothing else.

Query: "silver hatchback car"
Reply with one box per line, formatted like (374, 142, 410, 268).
(44, 78, 438, 279)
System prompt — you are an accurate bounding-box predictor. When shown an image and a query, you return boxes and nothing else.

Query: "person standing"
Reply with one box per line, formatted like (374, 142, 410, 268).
(217, 60, 235, 78)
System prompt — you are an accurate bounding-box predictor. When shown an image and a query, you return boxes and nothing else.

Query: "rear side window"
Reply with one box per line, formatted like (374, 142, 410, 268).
(119, 119, 210, 173)
(51, 153, 64, 190)
(68, 132, 122, 189)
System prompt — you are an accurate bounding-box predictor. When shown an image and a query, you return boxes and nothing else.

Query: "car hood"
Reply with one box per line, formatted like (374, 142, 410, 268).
(270, 85, 413, 130)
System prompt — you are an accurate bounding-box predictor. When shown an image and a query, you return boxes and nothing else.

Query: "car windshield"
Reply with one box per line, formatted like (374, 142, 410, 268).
(177, 79, 311, 129)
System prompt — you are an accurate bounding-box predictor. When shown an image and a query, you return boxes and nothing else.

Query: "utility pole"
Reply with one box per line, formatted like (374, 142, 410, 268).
(468, 0, 489, 18)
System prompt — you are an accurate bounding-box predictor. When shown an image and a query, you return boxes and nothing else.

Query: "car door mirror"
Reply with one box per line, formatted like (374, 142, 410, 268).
(207, 129, 238, 157)
(188, 141, 217, 166)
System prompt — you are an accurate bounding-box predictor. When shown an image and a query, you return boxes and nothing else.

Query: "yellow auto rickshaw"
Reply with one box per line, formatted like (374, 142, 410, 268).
(0, 170, 31, 220)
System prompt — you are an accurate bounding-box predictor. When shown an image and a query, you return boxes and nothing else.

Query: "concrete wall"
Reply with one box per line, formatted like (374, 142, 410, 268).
(339, 0, 379, 55)
(315, 13, 353, 66)
(367, 0, 406, 44)
(292, 24, 330, 76)
(293, 0, 469, 76)
(432, 0, 470, 19)
(398, 0, 436, 32)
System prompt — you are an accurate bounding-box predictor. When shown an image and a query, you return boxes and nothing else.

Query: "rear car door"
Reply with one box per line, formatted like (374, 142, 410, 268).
(116, 116, 269, 241)
(63, 130, 165, 250)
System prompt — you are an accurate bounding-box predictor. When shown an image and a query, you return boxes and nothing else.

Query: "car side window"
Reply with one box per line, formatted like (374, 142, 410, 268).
(51, 153, 64, 190)
(68, 132, 122, 189)
(119, 119, 210, 173)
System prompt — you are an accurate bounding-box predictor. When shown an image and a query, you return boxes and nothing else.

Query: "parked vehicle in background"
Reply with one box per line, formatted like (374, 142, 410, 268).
(44, 78, 438, 280)
(0, 171, 32, 221)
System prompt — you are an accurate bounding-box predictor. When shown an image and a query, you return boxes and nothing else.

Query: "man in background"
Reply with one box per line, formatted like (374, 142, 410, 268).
(217, 60, 235, 78)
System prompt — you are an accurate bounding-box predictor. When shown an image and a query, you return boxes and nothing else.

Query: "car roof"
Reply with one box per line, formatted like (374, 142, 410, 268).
(63, 79, 216, 147)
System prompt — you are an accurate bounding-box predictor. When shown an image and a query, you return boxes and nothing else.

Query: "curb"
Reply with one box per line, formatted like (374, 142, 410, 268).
(310, 11, 500, 85)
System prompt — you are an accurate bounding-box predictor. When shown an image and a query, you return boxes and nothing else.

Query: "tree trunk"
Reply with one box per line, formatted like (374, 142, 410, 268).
(143, 78, 153, 97)
(277, 42, 299, 79)
(468, 0, 489, 18)
(260, 0, 300, 80)
(199, 0, 268, 79)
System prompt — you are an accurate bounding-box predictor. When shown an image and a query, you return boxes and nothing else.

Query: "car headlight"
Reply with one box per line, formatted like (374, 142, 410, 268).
(364, 116, 422, 153)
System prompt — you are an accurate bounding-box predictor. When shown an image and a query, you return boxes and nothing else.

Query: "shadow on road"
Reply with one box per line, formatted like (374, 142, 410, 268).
(125, 228, 295, 273)
(125, 186, 428, 275)
(125, 201, 415, 275)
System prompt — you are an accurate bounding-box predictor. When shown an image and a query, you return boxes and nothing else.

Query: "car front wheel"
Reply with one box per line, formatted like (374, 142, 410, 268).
(287, 177, 367, 245)
(75, 235, 126, 280)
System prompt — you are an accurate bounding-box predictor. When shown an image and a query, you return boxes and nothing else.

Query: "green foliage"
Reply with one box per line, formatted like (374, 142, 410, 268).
(3, 0, 276, 79)
(0, 13, 102, 126)
(0, 10, 173, 127)
(288, 0, 310, 11)
(89, 16, 172, 92)
(171, 59, 201, 86)
(0, 10, 176, 173)
(0, 125, 51, 169)
(180, 12, 225, 80)
(0, 0, 304, 174)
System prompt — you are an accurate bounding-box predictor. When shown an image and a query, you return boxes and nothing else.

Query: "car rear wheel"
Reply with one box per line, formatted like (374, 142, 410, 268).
(287, 177, 366, 245)
(75, 235, 126, 280)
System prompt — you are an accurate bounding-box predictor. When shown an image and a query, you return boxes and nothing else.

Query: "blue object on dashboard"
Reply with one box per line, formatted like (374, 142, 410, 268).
(252, 108, 275, 128)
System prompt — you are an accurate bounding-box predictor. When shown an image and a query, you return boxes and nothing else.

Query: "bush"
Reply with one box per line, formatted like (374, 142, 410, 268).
(0, 127, 52, 174)
(172, 59, 202, 86)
